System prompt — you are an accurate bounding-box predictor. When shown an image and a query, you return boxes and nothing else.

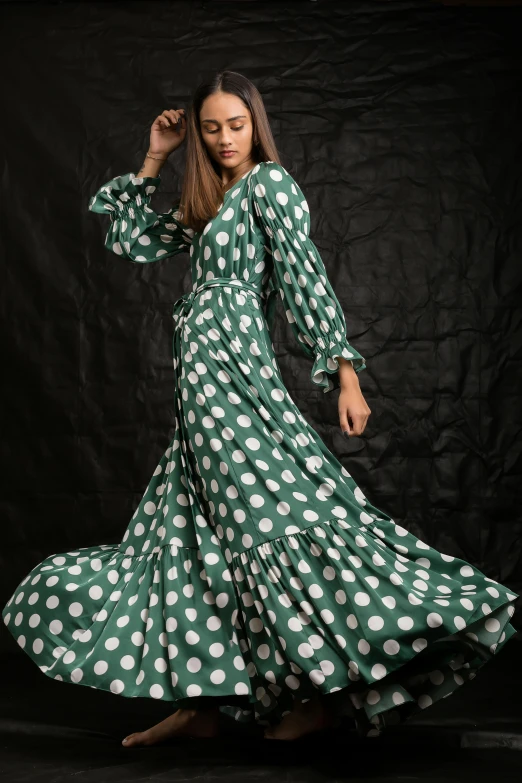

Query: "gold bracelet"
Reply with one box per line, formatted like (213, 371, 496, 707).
(146, 151, 168, 161)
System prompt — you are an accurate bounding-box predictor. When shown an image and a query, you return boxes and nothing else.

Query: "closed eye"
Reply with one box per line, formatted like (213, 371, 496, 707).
(207, 126, 244, 134)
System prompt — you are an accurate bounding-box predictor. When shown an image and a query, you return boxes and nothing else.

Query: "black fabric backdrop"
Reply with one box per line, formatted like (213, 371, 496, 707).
(1, 0, 521, 658)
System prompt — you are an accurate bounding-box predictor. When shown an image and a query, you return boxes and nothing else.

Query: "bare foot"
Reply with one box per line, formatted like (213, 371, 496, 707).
(264, 697, 336, 741)
(122, 707, 220, 747)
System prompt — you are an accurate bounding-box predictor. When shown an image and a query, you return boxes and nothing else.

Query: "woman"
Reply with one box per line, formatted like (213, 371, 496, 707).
(2, 70, 518, 748)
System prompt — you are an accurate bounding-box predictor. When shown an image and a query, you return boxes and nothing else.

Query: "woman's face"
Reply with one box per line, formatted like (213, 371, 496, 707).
(199, 91, 255, 180)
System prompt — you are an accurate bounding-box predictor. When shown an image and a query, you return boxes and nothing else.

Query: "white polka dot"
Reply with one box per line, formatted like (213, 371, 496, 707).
(427, 612, 443, 628)
(150, 684, 164, 699)
(371, 663, 387, 680)
(110, 680, 125, 694)
(368, 616, 384, 631)
(354, 592, 370, 606)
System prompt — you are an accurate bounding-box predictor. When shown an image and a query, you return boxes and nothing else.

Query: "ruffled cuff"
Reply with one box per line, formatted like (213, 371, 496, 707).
(88, 172, 162, 215)
(88, 172, 194, 260)
(310, 337, 366, 393)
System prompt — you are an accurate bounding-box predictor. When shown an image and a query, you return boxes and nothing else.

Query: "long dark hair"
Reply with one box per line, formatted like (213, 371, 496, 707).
(179, 70, 281, 234)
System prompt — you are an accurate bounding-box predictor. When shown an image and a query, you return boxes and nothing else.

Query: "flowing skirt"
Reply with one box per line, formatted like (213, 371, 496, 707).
(3, 281, 519, 739)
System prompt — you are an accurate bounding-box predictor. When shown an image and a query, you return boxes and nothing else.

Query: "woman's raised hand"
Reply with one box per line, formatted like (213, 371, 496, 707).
(148, 108, 187, 158)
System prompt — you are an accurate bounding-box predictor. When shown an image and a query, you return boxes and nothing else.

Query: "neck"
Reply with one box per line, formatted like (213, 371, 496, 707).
(221, 156, 256, 188)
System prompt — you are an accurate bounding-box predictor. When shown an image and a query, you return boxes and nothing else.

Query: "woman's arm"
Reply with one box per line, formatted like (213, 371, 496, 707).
(136, 149, 167, 179)
(251, 161, 366, 392)
(251, 160, 371, 437)
(88, 108, 193, 263)
(88, 158, 194, 263)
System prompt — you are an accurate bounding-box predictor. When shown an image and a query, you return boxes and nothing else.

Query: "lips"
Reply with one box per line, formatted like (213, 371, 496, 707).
(220, 151, 236, 157)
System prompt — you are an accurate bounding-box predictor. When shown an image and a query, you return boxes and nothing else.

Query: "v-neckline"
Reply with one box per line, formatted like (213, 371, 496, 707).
(196, 165, 259, 235)
(221, 165, 257, 200)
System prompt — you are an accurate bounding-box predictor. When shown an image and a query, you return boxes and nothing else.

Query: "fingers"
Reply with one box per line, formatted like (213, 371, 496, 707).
(353, 414, 369, 437)
(152, 109, 186, 132)
(339, 411, 352, 438)
(340, 411, 371, 438)
(162, 108, 185, 128)
(358, 415, 369, 436)
(153, 114, 170, 131)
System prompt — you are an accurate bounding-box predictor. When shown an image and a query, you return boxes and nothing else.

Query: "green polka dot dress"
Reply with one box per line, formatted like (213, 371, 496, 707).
(2, 161, 518, 739)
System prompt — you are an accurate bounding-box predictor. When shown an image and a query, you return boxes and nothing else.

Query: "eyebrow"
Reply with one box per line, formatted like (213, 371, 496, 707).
(201, 115, 247, 123)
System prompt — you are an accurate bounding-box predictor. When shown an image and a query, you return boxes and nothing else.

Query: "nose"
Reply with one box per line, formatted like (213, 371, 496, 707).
(217, 131, 234, 146)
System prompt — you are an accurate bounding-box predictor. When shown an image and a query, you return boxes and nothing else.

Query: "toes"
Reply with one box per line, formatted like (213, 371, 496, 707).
(122, 732, 143, 747)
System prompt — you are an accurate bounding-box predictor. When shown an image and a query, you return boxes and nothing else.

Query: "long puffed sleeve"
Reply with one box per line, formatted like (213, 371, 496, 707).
(251, 161, 366, 393)
(88, 172, 194, 262)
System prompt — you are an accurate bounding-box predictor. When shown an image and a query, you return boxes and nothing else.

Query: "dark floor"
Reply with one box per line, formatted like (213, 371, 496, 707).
(1, 633, 521, 782)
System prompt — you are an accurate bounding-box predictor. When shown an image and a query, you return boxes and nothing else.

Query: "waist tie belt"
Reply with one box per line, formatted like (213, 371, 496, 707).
(172, 276, 277, 332)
